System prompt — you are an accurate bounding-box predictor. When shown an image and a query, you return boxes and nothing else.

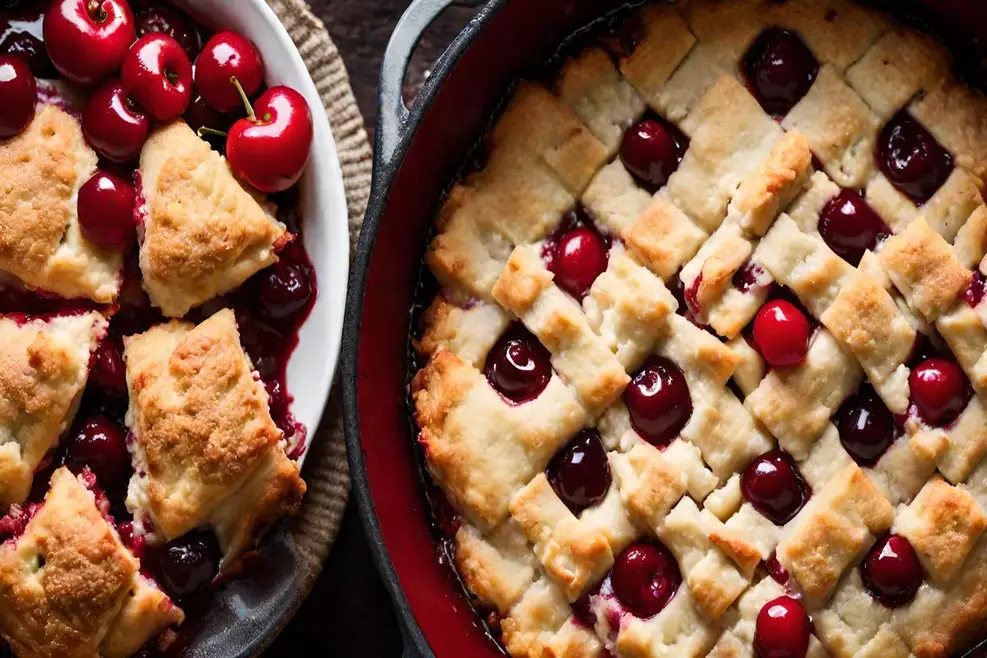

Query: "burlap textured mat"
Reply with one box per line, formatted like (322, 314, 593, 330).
(265, 0, 371, 589)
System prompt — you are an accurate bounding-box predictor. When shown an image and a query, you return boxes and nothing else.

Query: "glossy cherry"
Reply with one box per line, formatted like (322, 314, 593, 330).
(861, 534, 923, 607)
(78, 171, 137, 248)
(835, 384, 898, 466)
(257, 260, 313, 320)
(0, 30, 57, 79)
(90, 338, 128, 397)
(135, 6, 200, 59)
(226, 85, 313, 193)
(741, 450, 810, 525)
(619, 118, 685, 190)
(818, 189, 891, 266)
(546, 429, 611, 514)
(754, 596, 811, 658)
(82, 80, 150, 162)
(43, 0, 135, 85)
(909, 357, 971, 426)
(194, 30, 264, 113)
(121, 33, 193, 121)
(610, 541, 681, 619)
(483, 323, 552, 404)
(625, 356, 692, 448)
(0, 56, 37, 138)
(877, 111, 953, 204)
(148, 530, 220, 598)
(65, 416, 129, 489)
(743, 28, 818, 117)
(753, 299, 811, 368)
(551, 227, 608, 299)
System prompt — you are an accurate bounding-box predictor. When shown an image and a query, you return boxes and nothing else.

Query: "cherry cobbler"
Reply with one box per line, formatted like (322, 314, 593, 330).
(0, 0, 317, 655)
(411, 1, 987, 657)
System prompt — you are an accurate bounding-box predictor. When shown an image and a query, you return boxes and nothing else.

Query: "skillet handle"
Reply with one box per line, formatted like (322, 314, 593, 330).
(376, 0, 457, 167)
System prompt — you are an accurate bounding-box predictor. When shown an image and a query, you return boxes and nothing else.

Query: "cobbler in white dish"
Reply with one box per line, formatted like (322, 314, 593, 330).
(411, 1, 987, 657)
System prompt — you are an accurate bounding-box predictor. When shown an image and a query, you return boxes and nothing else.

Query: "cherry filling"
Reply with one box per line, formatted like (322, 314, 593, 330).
(860, 534, 923, 608)
(134, 5, 201, 59)
(0, 502, 40, 544)
(546, 429, 611, 514)
(753, 299, 811, 368)
(835, 384, 900, 467)
(610, 541, 681, 619)
(483, 322, 552, 404)
(64, 416, 131, 491)
(818, 189, 891, 266)
(909, 357, 971, 427)
(764, 552, 790, 585)
(742, 27, 819, 117)
(144, 529, 221, 599)
(877, 111, 953, 204)
(90, 338, 128, 398)
(754, 596, 811, 658)
(965, 270, 986, 309)
(619, 115, 688, 191)
(624, 356, 692, 448)
(733, 261, 769, 293)
(741, 450, 810, 525)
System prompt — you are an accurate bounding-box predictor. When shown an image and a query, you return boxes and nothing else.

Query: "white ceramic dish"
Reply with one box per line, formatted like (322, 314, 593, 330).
(178, 0, 349, 464)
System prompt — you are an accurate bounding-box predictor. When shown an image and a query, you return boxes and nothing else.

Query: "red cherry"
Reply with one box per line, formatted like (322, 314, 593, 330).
(483, 322, 552, 404)
(818, 189, 891, 266)
(741, 450, 810, 525)
(546, 429, 611, 514)
(90, 337, 128, 396)
(78, 171, 136, 248)
(625, 356, 692, 448)
(227, 86, 313, 193)
(754, 596, 811, 658)
(743, 28, 819, 117)
(860, 534, 923, 608)
(134, 6, 200, 59)
(65, 416, 130, 490)
(82, 79, 150, 162)
(610, 541, 681, 619)
(43, 0, 135, 85)
(120, 33, 192, 121)
(257, 261, 313, 320)
(753, 300, 811, 368)
(194, 30, 263, 113)
(0, 55, 37, 138)
(619, 118, 685, 190)
(909, 357, 971, 426)
(551, 227, 608, 299)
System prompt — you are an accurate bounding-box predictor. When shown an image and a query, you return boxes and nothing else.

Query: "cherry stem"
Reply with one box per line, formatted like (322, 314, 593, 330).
(197, 127, 228, 138)
(231, 76, 256, 122)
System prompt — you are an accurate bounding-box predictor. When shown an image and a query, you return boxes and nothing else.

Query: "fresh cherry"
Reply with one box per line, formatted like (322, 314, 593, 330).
(546, 429, 611, 514)
(877, 111, 953, 204)
(65, 416, 129, 490)
(741, 450, 810, 525)
(0, 55, 37, 138)
(121, 33, 192, 121)
(82, 80, 150, 162)
(256, 260, 312, 320)
(861, 534, 923, 607)
(194, 30, 264, 113)
(43, 0, 135, 85)
(483, 323, 552, 404)
(550, 227, 608, 299)
(818, 189, 891, 266)
(0, 31, 57, 79)
(619, 117, 685, 190)
(147, 530, 220, 598)
(610, 541, 681, 619)
(90, 338, 128, 397)
(743, 28, 819, 116)
(135, 6, 200, 59)
(78, 171, 137, 248)
(753, 299, 811, 368)
(909, 357, 971, 426)
(836, 385, 898, 466)
(226, 85, 313, 193)
(625, 356, 692, 448)
(754, 596, 811, 658)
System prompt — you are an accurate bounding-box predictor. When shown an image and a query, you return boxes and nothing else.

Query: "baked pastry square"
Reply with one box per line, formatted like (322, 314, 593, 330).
(0, 467, 183, 658)
(0, 105, 123, 303)
(123, 309, 305, 570)
(0, 311, 109, 508)
(137, 121, 291, 318)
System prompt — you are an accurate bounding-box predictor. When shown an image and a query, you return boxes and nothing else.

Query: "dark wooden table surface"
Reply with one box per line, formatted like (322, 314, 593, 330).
(266, 2, 479, 656)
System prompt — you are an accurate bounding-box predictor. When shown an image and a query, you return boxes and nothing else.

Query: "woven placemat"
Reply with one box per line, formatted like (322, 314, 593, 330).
(266, 0, 371, 586)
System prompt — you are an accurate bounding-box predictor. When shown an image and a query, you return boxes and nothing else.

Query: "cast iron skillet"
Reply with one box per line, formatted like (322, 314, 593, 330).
(342, 1, 987, 657)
